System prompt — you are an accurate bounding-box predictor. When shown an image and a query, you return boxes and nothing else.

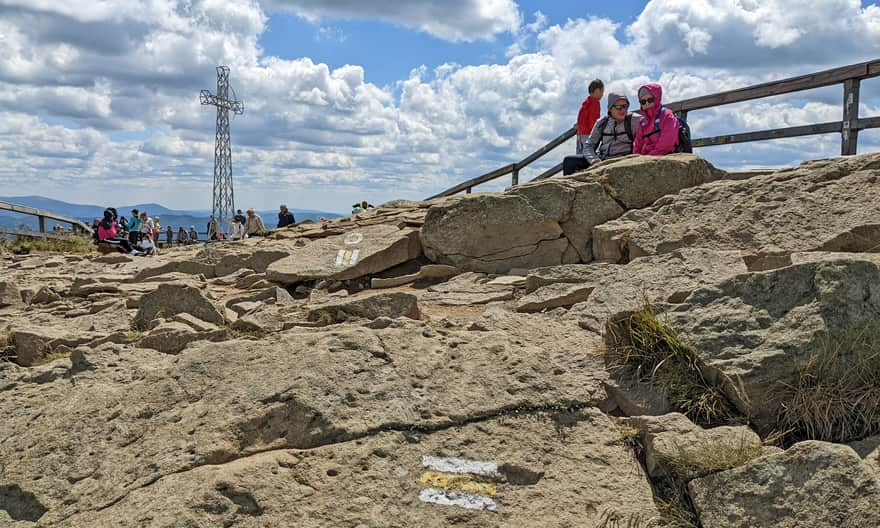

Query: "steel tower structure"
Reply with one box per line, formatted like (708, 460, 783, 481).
(200, 66, 243, 238)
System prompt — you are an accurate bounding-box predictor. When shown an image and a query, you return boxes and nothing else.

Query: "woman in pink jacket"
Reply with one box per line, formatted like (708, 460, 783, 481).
(633, 83, 679, 156)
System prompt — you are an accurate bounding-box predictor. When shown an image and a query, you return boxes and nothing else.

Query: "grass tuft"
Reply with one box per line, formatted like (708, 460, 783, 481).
(651, 441, 766, 528)
(0, 331, 14, 362)
(771, 325, 880, 444)
(605, 303, 739, 427)
(1, 236, 96, 255)
(31, 349, 71, 366)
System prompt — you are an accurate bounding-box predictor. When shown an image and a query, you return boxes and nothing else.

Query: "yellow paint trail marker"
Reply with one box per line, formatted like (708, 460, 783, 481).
(419, 471, 497, 496)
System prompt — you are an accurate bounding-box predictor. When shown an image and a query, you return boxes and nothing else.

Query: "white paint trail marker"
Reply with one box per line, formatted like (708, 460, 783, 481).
(419, 488, 497, 512)
(421, 455, 501, 479)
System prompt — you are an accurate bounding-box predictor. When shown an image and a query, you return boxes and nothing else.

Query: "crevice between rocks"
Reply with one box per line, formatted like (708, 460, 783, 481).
(79, 399, 599, 519)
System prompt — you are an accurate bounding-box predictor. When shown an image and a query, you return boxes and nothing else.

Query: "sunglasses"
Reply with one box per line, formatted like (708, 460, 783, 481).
(639, 97, 655, 105)
(611, 104, 629, 110)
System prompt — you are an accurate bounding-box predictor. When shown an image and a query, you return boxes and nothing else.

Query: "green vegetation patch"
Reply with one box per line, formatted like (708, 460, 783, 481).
(605, 303, 739, 427)
(1, 236, 96, 255)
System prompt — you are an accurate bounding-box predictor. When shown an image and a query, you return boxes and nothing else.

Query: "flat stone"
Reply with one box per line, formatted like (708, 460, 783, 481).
(371, 271, 420, 289)
(307, 291, 420, 322)
(421, 273, 516, 306)
(134, 283, 225, 330)
(266, 224, 421, 285)
(172, 313, 221, 333)
(516, 283, 594, 313)
(418, 264, 460, 279)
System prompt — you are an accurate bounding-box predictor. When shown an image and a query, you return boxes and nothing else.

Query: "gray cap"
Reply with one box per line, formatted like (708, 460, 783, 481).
(606, 92, 629, 111)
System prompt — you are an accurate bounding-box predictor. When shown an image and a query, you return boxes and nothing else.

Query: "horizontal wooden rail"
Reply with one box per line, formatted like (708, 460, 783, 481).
(0, 201, 91, 233)
(427, 163, 516, 200)
(666, 61, 875, 113)
(429, 58, 880, 199)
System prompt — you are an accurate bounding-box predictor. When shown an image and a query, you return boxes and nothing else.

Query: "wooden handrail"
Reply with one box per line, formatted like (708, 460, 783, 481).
(428, 58, 880, 199)
(0, 200, 92, 235)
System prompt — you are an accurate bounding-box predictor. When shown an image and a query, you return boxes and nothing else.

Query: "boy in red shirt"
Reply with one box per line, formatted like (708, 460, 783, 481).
(576, 79, 604, 155)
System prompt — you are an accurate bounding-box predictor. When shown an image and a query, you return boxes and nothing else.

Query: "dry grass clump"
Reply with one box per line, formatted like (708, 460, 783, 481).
(0, 332, 14, 362)
(772, 325, 880, 444)
(1, 235, 96, 254)
(651, 441, 766, 528)
(606, 303, 739, 426)
(31, 350, 71, 366)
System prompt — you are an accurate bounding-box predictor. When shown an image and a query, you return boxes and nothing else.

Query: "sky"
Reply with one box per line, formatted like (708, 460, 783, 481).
(1, 0, 879, 214)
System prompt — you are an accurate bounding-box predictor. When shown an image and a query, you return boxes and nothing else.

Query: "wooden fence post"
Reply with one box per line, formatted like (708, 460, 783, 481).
(842, 78, 860, 156)
(38, 216, 45, 233)
(511, 168, 519, 186)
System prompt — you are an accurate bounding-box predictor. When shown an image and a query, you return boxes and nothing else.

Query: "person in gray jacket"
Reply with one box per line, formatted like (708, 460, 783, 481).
(582, 92, 641, 167)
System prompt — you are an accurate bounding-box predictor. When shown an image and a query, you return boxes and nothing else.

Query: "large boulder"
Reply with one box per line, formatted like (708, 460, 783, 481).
(58, 410, 659, 528)
(266, 224, 421, 284)
(552, 249, 748, 333)
(421, 193, 574, 273)
(593, 153, 880, 261)
(665, 258, 880, 432)
(580, 153, 726, 209)
(689, 441, 880, 528)
(134, 283, 225, 330)
(0, 321, 611, 523)
(421, 155, 727, 272)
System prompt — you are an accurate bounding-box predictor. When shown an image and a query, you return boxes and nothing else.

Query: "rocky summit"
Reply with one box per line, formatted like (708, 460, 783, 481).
(2, 153, 880, 528)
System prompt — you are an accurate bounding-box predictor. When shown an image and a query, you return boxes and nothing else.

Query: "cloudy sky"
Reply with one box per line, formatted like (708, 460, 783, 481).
(1, 0, 879, 214)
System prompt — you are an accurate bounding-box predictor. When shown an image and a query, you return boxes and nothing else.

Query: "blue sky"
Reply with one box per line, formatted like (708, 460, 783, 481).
(259, 2, 645, 88)
(0, 0, 879, 214)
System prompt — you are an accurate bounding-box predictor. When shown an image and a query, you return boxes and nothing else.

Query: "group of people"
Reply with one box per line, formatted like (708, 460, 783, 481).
(564, 79, 690, 175)
(93, 203, 300, 254)
(224, 205, 294, 240)
(93, 208, 160, 256)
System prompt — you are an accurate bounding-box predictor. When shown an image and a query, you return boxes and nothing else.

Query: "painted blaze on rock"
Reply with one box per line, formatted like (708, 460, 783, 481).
(266, 224, 421, 285)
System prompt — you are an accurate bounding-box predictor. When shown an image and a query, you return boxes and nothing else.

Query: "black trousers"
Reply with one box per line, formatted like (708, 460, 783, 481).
(563, 156, 591, 176)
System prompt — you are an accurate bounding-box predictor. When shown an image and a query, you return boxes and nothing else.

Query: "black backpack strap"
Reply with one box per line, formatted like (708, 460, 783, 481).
(624, 113, 634, 141)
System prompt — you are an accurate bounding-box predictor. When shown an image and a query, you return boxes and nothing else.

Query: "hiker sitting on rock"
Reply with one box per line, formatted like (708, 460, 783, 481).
(277, 204, 296, 228)
(633, 83, 680, 156)
(176, 226, 187, 245)
(581, 92, 640, 168)
(97, 209, 134, 253)
(188, 226, 199, 244)
(244, 208, 267, 237)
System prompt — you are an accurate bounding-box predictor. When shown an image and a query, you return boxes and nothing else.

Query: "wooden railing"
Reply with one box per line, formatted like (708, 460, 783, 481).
(428, 58, 880, 199)
(0, 201, 91, 238)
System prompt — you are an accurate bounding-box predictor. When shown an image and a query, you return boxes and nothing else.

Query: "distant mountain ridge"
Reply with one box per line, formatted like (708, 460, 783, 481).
(0, 195, 343, 234)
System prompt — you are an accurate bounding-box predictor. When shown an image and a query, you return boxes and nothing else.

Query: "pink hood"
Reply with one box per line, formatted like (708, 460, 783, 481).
(639, 83, 663, 123)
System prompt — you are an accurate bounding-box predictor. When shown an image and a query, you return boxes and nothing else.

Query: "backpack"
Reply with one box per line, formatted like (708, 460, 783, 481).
(594, 114, 635, 156)
(642, 106, 693, 153)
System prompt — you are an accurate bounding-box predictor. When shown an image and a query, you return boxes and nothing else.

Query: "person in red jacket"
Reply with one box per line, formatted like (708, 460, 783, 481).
(576, 79, 604, 155)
